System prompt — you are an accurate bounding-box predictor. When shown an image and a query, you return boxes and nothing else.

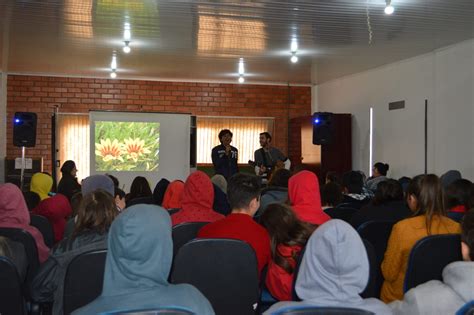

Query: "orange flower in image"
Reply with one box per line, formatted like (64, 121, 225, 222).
(123, 138, 151, 162)
(95, 138, 123, 162)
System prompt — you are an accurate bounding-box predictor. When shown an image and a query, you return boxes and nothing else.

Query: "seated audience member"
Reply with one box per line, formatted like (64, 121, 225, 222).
(32, 193, 72, 243)
(257, 168, 291, 217)
(381, 174, 461, 303)
(320, 182, 343, 210)
(162, 180, 185, 210)
(288, 170, 331, 226)
(212, 183, 231, 216)
(63, 192, 82, 239)
(398, 176, 411, 194)
(57, 160, 81, 201)
(31, 189, 119, 315)
(261, 204, 315, 301)
(325, 171, 340, 185)
(152, 178, 170, 206)
(72, 204, 214, 315)
(265, 220, 392, 315)
(106, 174, 119, 188)
(198, 173, 271, 274)
(341, 171, 371, 209)
(30, 172, 54, 201)
(23, 191, 40, 210)
(0, 183, 49, 263)
(211, 174, 227, 194)
(440, 170, 462, 188)
(445, 179, 472, 222)
(350, 179, 412, 229)
(114, 187, 126, 211)
(366, 162, 390, 192)
(82, 174, 115, 197)
(0, 235, 28, 281)
(390, 210, 474, 315)
(125, 176, 153, 206)
(171, 171, 224, 226)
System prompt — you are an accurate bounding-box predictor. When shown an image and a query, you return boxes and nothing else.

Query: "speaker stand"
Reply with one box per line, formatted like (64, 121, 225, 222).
(20, 146, 26, 191)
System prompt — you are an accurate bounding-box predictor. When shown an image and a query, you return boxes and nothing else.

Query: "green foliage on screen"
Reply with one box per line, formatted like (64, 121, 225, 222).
(95, 121, 160, 171)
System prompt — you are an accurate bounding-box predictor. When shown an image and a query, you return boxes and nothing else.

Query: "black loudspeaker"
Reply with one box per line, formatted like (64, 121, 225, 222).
(13, 112, 37, 147)
(190, 116, 197, 168)
(312, 112, 333, 145)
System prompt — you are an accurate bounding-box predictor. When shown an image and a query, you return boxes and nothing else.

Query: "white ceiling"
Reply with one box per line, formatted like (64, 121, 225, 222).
(0, 0, 473, 84)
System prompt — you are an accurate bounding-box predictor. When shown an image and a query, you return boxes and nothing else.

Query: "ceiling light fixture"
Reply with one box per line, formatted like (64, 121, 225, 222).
(385, 0, 394, 15)
(238, 75, 245, 83)
(290, 38, 299, 63)
(110, 70, 117, 79)
(110, 53, 117, 70)
(123, 22, 132, 53)
(238, 58, 245, 75)
(291, 53, 298, 63)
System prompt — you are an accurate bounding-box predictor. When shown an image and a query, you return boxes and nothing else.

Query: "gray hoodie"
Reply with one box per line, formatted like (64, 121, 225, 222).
(72, 204, 214, 315)
(265, 219, 391, 315)
(390, 261, 474, 315)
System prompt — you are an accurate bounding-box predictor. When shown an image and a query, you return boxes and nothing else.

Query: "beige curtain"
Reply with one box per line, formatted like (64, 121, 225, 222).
(197, 116, 274, 164)
(56, 114, 90, 182)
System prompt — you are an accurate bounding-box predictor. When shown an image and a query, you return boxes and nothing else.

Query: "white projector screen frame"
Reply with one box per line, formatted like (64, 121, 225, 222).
(90, 111, 190, 191)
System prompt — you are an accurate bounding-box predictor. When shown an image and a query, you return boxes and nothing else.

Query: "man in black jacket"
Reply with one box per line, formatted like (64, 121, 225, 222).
(211, 129, 239, 180)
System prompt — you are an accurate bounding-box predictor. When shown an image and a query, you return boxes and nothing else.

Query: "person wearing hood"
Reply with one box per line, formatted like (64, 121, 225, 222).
(153, 178, 170, 206)
(72, 204, 214, 315)
(265, 219, 392, 315)
(162, 180, 185, 210)
(31, 189, 119, 315)
(57, 160, 81, 201)
(288, 170, 331, 226)
(30, 172, 54, 201)
(171, 171, 224, 226)
(0, 183, 50, 263)
(389, 210, 474, 315)
(366, 162, 390, 192)
(32, 193, 72, 243)
(341, 171, 371, 209)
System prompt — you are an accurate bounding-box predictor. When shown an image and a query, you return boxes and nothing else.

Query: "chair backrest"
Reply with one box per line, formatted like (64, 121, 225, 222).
(168, 208, 180, 216)
(30, 214, 55, 248)
(0, 228, 38, 287)
(102, 307, 195, 315)
(0, 256, 26, 315)
(171, 222, 210, 257)
(324, 207, 358, 223)
(360, 239, 377, 298)
(291, 246, 307, 301)
(63, 250, 107, 314)
(357, 220, 395, 297)
(171, 238, 259, 315)
(404, 234, 462, 292)
(272, 306, 374, 315)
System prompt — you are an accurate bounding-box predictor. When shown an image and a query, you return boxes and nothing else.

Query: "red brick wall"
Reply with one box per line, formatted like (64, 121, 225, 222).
(6, 75, 311, 173)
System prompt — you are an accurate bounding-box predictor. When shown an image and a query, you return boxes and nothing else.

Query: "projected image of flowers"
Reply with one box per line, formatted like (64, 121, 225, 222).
(95, 121, 160, 171)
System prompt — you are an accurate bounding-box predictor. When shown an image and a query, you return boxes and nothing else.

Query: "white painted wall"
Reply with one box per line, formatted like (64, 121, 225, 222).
(316, 39, 474, 180)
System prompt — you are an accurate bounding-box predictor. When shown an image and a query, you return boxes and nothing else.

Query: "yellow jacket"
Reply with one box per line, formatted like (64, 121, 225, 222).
(380, 215, 461, 303)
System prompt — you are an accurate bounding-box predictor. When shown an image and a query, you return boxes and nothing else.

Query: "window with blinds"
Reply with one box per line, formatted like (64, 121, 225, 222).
(196, 116, 274, 164)
(56, 113, 90, 182)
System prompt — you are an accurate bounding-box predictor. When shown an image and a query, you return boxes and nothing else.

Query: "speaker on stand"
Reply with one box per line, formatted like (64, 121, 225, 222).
(13, 112, 37, 190)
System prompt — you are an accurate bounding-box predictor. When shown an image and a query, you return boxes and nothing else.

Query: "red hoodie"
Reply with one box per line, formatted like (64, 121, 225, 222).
(32, 193, 72, 243)
(162, 181, 185, 210)
(288, 170, 331, 225)
(171, 171, 224, 226)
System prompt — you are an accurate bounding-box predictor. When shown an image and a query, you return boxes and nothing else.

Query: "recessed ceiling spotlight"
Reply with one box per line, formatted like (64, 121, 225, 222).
(238, 75, 245, 83)
(385, 0, 394, 14)
(291, 54, 298, 63)
(110, 71, 117, 79)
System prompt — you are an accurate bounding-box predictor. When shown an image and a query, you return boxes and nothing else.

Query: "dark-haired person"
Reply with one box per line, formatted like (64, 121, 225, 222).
(198, 173, 270, 274)
(381, 174, 461, 303)
(321, 182, 343, 210)
(126, 176, 153, 206)
(254, 132, 290, 182)
(389, 210, 474, 314)
(261, 203, 315, 301)
(31, 189, 119, 315)
(350, 179, 412, 229)
(211, 129, 239, 180)
(57, 160, 81, 201)
(256, 168, 291, 218)
(341, 171, 371, 209)
(366, 162, 390, 192)
(445, 179, 472, 222)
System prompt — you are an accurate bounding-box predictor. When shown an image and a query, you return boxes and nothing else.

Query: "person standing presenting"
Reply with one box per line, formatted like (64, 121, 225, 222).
(211, 129, 239, 180)
(254, 132, 290, 181)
